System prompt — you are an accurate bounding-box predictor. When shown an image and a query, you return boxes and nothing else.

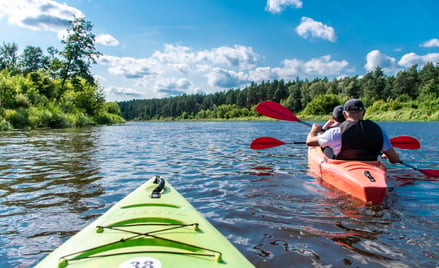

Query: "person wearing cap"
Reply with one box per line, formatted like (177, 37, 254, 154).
(306, 98, 400, 163)
(322, 105, 345, 130)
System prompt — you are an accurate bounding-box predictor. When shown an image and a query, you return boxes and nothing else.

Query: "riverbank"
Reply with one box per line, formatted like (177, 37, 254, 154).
(137, 108, 439, 122)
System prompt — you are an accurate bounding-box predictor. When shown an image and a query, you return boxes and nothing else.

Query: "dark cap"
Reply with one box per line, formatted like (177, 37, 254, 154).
(332, 105, 345, 122)
(344, 99, 365, 111)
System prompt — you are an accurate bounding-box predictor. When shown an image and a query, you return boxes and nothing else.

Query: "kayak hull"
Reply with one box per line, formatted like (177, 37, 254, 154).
(308, 147, 388, 203)
(36, 176, 254, 268)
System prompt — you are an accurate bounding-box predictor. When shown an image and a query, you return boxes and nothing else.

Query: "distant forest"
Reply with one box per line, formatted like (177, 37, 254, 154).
(118, 63, 439, 121)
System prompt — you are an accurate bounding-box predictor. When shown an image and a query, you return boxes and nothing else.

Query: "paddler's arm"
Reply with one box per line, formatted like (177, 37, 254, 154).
(306, 123, 323, 146)
(381, 130, 401, 163)
(322, 118, 335, 130)
(382, 148, 400, 163)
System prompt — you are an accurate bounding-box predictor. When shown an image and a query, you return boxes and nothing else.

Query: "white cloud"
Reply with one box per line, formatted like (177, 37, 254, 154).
(197, 45, 259, 69)
(296, 17, 336, 42)
(96, 34, 120, 46)
(265, 0, 303, 13)
(107, 86, 143, 98)
(303, 55, 349, 75)
(98, 44, 352, 99)
(154, 78, 192, 95)
(99, 55, 161, 78)
(99, 44, 260, 82)
(151, 44, 259, 70)
(206, 68, 248, 88)
(0, 0, 84, 32)
(0, 0, 117, 44)
(249, 66, 283, 82)
(364, 50, 397, 72)
(249, 55, 349, 81)
(398, 52, 439, 67)
(364, 50, 439, 72)
(420, 38, 439, 48)
(151, 44, 195, 64)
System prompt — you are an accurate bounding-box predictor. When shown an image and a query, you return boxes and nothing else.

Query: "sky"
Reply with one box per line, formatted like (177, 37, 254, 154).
(1, 0, 438, 102)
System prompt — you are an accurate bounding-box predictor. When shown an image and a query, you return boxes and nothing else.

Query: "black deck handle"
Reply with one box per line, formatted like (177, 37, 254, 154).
(364, 170, 376, 182)
(151, 176, 165, 198)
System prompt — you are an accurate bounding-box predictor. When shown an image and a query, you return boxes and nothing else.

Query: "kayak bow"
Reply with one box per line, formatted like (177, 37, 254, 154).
(36, 176, 254, 268)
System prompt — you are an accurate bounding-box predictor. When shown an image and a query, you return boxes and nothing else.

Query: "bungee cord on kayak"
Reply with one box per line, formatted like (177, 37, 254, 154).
(59, 223, 223, 266)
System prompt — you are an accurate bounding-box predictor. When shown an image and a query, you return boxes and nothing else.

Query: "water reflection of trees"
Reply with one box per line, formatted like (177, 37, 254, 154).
(0, 128, 107, 267)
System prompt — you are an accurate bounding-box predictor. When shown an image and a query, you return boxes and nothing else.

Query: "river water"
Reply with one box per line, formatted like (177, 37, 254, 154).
(1, 121, 438, 267)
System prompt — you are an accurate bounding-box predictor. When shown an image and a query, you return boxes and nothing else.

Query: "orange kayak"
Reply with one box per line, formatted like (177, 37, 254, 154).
(307, 147, 388, 203)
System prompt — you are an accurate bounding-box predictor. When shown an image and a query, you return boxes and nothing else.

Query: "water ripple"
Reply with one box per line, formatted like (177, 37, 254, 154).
(0, 122, 438, 267)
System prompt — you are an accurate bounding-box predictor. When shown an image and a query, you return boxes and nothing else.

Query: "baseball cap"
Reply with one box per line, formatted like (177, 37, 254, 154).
(332, 105, 345, 122)
(344, 99, 365, 111)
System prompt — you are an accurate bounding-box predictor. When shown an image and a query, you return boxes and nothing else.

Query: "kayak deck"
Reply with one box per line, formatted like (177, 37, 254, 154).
(308, 147, 388, 203)
(36, 176, 254, 268)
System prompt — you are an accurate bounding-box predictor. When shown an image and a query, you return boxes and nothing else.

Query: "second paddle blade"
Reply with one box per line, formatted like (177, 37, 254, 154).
(389, 136, 421, 149)
(250, 136, 286, 150)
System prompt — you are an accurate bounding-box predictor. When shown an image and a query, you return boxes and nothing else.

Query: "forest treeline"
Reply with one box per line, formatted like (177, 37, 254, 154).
(118, 63, 439, 121)
(0, 17, 124, 130)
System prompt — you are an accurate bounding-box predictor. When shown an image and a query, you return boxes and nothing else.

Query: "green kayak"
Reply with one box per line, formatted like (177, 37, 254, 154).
(36, 176, 254, 268)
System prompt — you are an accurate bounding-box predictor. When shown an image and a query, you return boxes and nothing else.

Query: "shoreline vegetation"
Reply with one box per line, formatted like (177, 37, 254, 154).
(0, 18, 124, 131)
(129, 110, 438, 123)
(118, 95, 439, 123)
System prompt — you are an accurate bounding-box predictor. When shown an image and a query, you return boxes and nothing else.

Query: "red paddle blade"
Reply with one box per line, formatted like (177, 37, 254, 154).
(419, 169, 439, 178)
(250, 136, 286, 150)
(390, 136, 421, 149)
(256, 101, 300, 122)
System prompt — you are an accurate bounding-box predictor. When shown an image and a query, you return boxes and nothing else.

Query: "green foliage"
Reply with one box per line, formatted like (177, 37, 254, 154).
(369, 100, 388, 112)
(0, 117, 12, 130)
(0, 18, 125, 130)
(73, 113, 94, 127)
(0, 70, 17, 108)
(4, 108, 29, 129)
(106, 102, 122, 115)
(27, 107, 52, 128)
(15, 94, 31, 108)
(0, 69, 123, 130)
(302, 94, 342, 115)
(95, 112, 125, 125)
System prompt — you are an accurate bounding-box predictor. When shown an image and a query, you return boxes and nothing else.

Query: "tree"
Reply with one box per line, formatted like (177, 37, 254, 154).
(273, 79, 288, 102)
(418, 62, 439, 99)
(285, 81, 302, 112)
(45, 46, 63, 80)
(393, 65, 419, 99)
(0, 42, 19, 71)
(59, 17, 102, 90)
(308, 80, 327, 99)
(20, 45, 45, 74)
(362, 67, 386, 104)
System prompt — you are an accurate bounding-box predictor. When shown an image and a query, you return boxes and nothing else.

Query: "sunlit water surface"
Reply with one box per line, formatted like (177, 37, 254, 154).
(0, 121, 438, 267)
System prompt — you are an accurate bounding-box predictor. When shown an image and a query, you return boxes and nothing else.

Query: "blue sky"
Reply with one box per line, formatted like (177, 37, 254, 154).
(1, 0, 438, 101)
